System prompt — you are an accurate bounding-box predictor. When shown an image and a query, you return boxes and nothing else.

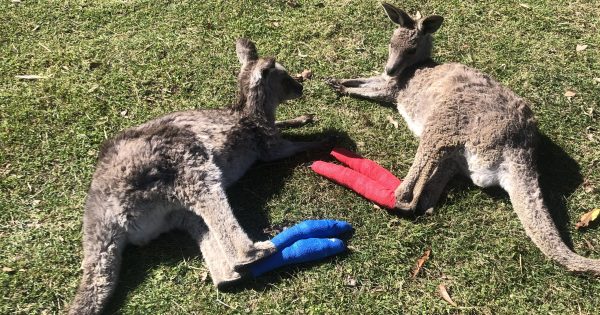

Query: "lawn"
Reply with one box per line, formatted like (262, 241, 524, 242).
(1, 0, 599, 314)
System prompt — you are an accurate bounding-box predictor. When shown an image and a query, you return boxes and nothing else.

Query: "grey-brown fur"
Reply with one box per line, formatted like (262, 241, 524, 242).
(327, 3, 600, 275)
(69, 38, 326, 315)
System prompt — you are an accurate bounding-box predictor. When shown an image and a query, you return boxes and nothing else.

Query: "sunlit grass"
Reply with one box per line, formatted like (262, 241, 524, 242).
(1, 0, 599, 314)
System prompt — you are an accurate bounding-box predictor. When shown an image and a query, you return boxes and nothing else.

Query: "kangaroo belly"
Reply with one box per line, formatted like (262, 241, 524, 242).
(463, 148, 503, 188)
(125, 205, 175, 246)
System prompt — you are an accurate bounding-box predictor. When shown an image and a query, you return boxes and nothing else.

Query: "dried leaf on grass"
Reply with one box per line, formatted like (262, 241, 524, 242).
(386, 115, 399, 129)
(293, 69, 313, 82)
(575, 208, 600, 230)
(88, 84, 99, 93)
(411, 248, 431, 278)
(576, 44, 588, 52)
(438, 284, 457, 307)
(583, 179, 596, 193)
(344, 276, 357, 287)
(285, 0, 300, 7)
(297, 49, 308, 58)
(564, 90, 576, 98)
(199, 270, 209, 282)
(2, 267, 15, 273)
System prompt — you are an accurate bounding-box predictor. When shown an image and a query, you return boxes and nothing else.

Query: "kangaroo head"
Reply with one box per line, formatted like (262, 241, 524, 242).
(381, 3, 444, 76)
(233, 38, 303, 119)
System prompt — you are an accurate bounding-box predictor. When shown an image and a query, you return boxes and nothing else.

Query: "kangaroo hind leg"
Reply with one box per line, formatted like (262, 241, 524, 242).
(417, 159, 459, 215)
(176, 169, 275, 270)
(173, 211, 243, 287)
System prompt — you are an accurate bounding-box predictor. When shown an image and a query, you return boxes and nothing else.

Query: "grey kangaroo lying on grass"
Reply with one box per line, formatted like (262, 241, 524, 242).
(327, 2, 600, 275)
(69, 38, 325, 315)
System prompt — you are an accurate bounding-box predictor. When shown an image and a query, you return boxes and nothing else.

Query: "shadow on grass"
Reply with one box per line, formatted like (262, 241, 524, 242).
(103, 129, 355, 314)
(536, 133, 583, 246)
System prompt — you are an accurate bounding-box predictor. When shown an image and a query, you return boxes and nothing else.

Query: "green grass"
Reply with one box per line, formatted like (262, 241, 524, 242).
(1, 0, 599, 314)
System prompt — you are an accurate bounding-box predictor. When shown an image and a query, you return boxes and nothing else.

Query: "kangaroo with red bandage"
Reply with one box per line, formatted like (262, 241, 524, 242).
(320, 2, 600, 276)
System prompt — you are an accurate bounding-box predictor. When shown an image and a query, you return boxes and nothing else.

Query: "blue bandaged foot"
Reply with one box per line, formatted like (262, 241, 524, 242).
(247, 219, 352, 277)
(249, 238, 346, 277)
(270, 219, 352, 250)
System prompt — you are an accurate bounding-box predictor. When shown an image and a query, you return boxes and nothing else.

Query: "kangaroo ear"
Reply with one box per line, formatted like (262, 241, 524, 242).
(250, 58, 275, 85)
(381, 2, 415, 28)
(236, 38, 259, 65)
(419, 15, 444, 34)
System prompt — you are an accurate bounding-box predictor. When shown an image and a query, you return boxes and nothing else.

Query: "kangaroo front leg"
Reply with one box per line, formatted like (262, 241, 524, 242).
(260, 139, 328, 162)
(327, 77, 395, 103)
(176, 173, 275, 269)
(332, 75, 386, 88)
(275, 114, 315, 129)
(395, 160, 436, 212)
(175, 212, 243, 287)
(345, 87, 396, 103)
(395, 142, 457, 212)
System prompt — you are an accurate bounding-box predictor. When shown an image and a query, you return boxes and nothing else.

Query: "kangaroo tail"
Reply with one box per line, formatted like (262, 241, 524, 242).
(503, 149, 600, 275)
(69, 211, 125, 315)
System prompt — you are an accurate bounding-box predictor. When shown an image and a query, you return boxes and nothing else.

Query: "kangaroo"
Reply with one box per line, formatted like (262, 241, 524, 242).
(327, 3, 600, 275)
(69, 38, 327, 315)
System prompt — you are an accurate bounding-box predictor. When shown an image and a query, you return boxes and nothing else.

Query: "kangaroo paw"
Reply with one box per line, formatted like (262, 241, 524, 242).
(297, 114, 316, 124)
(394, 185, 416, 212)
(233, 241, 277, 270)
(325, 78, 347, 95)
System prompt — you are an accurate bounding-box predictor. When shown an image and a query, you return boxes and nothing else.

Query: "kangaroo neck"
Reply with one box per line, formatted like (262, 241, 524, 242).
(393, 58, 439, 89)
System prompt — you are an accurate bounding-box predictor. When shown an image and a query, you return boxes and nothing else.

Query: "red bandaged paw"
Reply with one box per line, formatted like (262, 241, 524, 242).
(311, 148, 402, 209)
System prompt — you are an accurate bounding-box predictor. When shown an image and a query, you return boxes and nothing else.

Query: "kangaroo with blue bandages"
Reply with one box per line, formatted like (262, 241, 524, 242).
(68, 39, 348, 315)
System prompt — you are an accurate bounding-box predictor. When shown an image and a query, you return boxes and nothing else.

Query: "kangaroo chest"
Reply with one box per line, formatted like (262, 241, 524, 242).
(397, 103, 425, 137)
(209, 127, 263, 188)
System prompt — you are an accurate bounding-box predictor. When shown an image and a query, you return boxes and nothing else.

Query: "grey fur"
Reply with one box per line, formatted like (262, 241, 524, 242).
(69, 38, 324, 315)
(327, 3, 600, 275)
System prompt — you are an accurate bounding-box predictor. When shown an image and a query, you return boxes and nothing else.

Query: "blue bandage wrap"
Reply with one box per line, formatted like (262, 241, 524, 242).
(250, 238, 346, 277)
(249, 219, 352, 277)
(270, 219, 352, 250)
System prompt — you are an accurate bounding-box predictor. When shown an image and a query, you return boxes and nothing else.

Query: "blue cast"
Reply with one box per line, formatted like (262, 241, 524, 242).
(270, 219, 352, 250)
(249, 219, 352, 277)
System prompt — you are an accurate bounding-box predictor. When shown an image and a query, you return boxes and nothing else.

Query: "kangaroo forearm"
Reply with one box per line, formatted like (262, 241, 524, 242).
(338, 76, 386, 87)
(344, 87, 396, 103)
(275, 114, 315, 129)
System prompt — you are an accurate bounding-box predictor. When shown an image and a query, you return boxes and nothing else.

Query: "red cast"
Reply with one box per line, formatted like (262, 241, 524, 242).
(311, 147, 402, 209)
